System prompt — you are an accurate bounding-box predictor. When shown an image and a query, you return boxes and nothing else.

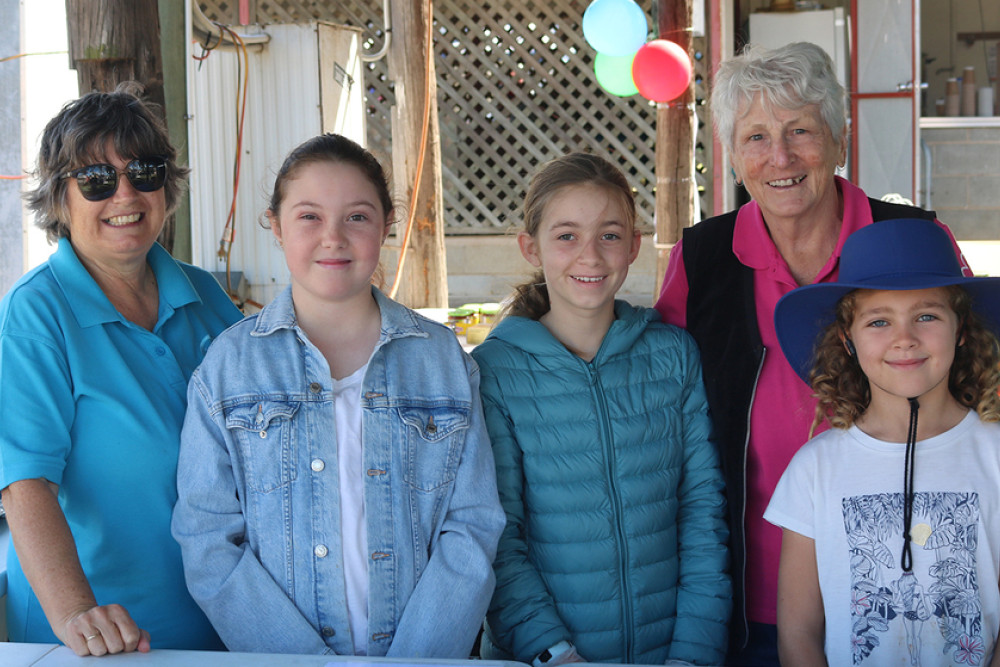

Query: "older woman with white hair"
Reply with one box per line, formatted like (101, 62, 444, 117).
(654, 41, 970, 665)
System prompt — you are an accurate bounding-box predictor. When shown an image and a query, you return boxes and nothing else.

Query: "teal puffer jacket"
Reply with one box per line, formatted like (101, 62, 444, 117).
(472, 302, 731, 666)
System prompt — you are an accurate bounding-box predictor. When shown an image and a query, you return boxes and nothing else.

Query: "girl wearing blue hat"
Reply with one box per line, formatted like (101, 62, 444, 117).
(766, 218, 1000, 666)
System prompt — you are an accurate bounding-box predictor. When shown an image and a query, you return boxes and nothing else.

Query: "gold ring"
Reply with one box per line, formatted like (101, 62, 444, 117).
(85, 633, 99, 641)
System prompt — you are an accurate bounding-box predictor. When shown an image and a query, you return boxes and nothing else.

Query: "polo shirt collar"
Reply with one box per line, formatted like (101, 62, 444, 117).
(732, 176, 873, 281)
(49, 238, 201, 329)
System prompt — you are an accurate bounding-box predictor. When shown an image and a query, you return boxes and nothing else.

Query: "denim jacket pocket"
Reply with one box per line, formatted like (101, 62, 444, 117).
(225, 400, 300, 493)
(398, 404, 468, 491)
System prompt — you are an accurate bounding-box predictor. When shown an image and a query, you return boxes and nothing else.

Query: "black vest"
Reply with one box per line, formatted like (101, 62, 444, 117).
(681, 199, 936, 650)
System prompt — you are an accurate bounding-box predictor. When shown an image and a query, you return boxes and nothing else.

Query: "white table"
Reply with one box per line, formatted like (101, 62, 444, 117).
(0, 644, 528, 667)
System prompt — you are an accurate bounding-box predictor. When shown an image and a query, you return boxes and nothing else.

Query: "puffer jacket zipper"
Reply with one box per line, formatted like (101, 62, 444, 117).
(587, 362, 634, 663)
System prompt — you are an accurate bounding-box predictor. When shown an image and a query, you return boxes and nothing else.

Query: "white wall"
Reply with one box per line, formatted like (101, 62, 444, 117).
(19, 0, 77, 274)
(0, 0, 21, 297)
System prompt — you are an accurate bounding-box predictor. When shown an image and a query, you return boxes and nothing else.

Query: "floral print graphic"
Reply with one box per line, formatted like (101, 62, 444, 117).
(842, 492, 983, 665)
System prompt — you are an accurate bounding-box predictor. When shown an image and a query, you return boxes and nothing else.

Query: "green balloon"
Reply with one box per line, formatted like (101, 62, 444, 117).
(595, 51, 638, 97)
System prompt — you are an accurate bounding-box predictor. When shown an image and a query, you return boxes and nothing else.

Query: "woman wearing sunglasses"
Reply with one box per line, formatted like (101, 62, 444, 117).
(0, 83, 242, 656)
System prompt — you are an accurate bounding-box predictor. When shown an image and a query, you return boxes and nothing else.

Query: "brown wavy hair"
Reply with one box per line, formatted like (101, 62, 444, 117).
(26, 82, 188, 243)
(501, 152, 636, 321)
(810, 286, 1000, 434)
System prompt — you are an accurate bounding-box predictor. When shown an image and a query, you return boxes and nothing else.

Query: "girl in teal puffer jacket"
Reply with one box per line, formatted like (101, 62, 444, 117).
(472, 153, 732, 666)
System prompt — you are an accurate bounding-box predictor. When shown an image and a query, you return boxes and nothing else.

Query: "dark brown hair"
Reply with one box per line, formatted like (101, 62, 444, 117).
(266, 133, 393, 220)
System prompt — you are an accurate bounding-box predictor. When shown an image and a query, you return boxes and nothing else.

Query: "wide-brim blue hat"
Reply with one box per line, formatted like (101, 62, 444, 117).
(775, 218, 1000, 384)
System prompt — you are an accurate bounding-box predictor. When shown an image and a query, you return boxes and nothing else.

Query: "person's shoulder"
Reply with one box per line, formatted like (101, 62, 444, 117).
(682, 209, 739, 242)
(198, 312, 263, 363)
(471, 333, 520, 368)
(386, 305, 479, 373)
(400, 308, 469, 356)
(867, 197, 936, 222)
(789, 427, 851, 467)
(176, 260, 218, 288)
(407, 307, 458, 339)
(471, 317, 542, 362)
(175, 260, 234, 301)
(678, 211, 741, 271)
(0, 262, 66, 332)
(964, 414, 1000, 439)
(623, 305, 699, 352)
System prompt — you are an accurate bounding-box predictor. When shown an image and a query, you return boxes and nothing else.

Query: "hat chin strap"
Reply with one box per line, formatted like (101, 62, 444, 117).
(901, 396, 919, 572)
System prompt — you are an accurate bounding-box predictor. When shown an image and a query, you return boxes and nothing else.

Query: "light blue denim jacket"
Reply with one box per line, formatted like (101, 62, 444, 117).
(172, 287, 504, 657)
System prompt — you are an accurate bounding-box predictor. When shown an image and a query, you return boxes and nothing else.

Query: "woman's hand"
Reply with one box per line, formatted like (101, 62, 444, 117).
(2, 479, 153, 656)
(62, 604, 151, 656)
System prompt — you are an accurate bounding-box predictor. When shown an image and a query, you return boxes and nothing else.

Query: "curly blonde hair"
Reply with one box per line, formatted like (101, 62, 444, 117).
(810, 286, 1000, 434)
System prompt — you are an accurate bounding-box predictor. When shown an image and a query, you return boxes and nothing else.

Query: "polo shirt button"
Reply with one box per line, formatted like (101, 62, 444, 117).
(309, 382, 322, 393)
(315, 544, 329, 558)
(321, 626, 335, 637)
(311, 459, 325, 472)
(155, 347, 166, 356)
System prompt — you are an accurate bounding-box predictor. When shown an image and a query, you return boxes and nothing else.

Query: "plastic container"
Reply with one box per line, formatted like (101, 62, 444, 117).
(465, 322, 493, 346)
(448, 308, 475, 335)
(479, 303, 501, 325)
(458, 303, 482, 325)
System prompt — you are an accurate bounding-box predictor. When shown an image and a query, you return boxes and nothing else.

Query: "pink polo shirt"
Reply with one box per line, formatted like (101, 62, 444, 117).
(655, 176, 970, 625)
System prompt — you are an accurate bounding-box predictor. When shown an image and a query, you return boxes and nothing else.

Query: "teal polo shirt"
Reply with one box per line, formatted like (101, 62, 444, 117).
(0, 238, 242, 649)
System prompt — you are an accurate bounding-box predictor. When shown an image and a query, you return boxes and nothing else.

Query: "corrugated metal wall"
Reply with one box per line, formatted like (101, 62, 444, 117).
(186, 12, 365, 306)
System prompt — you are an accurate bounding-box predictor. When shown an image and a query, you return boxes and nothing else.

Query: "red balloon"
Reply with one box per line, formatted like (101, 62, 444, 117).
(631, 39, 693, 102)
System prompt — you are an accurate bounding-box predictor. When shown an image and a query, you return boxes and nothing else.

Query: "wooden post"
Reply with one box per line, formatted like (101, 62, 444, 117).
(653, 0, 695, 296)
(65, 0, 173, 253)
(385, 0, 448, 308)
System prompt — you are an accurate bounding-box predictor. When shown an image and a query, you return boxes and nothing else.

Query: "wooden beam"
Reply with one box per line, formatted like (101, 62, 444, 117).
(653, 0, 696, 296)
(385, 0, 448, 308)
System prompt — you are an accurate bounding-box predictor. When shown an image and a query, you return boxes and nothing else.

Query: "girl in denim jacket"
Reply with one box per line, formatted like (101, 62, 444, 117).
(172, 134, 505, 657)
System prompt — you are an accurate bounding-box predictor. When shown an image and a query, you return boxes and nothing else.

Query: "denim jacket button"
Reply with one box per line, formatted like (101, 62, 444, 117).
(309, 382, 322, 394)
(321, 626, 335, 637)
(258, 430, 267, 439)
(311, 458, 325, 472)
(314, 544, 329, 558)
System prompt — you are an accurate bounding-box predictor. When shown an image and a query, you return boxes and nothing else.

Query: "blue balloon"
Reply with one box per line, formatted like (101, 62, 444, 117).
(583, 0, 648, 57)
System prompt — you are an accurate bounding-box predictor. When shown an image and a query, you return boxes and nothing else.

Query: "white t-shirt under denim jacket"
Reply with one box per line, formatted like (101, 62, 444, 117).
(765, 411, 1000, 666)
(172, 286, 505, 658)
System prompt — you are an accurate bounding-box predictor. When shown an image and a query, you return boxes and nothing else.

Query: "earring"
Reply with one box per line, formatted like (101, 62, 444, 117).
(844, 338, 857, 357)
(731, 167, 743, 187)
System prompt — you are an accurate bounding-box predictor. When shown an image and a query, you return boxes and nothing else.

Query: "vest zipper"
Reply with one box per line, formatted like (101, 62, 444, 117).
(738, 347, 766, 648)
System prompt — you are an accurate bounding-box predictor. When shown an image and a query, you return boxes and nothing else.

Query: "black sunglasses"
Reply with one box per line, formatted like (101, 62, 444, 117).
(62, 157, 168, 202)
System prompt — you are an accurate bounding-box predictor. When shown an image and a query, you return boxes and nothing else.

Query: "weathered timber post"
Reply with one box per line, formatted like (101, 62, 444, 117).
(385, 0, 448, 308)
(653, 0, 696, 295)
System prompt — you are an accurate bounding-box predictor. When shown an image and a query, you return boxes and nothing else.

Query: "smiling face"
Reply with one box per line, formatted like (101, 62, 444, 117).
(269, 160, 390, 310)
(847, 287, 962, 410)
(731, 95, 846, 228)
(518, 183, 640, 322)
(64, 145, 166, 270)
